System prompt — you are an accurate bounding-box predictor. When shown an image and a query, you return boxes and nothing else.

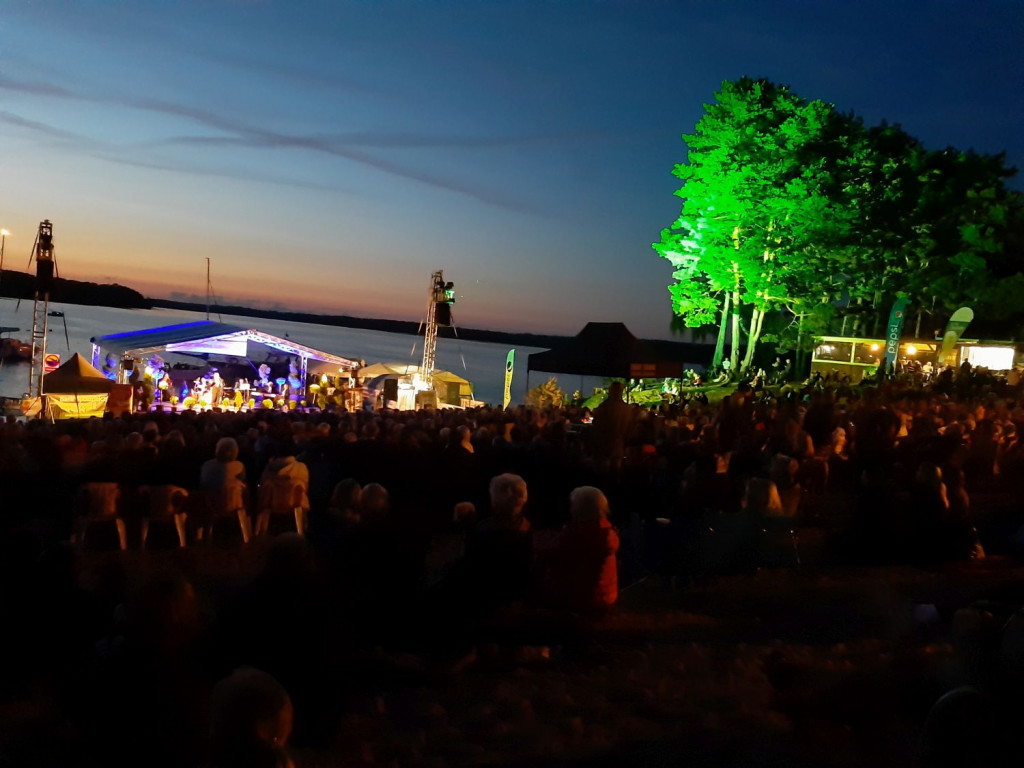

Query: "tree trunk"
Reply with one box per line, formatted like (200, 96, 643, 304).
(712, 292, 730, 369)
(729, 292, 741, 374)
(741, 307, 763, 373)
(795, 313, 806, 378)
(851, 298, 864, 337)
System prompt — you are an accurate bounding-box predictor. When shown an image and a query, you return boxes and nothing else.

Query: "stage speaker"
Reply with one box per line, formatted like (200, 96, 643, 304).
(383, 378, 399, 404)
(435, 302, 452, 326)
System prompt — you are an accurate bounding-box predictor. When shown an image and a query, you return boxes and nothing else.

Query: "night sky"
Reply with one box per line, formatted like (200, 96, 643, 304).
(2, 1, 1022, 339)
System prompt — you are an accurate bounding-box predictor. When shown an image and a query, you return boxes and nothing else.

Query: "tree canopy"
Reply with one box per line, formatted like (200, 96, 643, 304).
(654, 77, 1024, 374)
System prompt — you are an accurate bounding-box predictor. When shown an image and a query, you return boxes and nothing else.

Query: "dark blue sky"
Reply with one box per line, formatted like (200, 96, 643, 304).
(2, 1, 1021, 338)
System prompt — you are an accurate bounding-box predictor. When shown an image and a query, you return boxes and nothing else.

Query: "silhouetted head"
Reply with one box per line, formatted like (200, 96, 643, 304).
(329, 478, 361, 513)
(360, 483, 390, 525)
(215, 437, 240, 463)
(210, 667, 293, 768)
(489, 473, 528, 527)
(569, 486, 609, 524)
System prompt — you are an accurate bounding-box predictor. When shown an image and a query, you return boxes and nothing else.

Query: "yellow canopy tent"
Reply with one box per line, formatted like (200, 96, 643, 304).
(42, 353, 116, 420)
(355, 363, 474, 408)
(431, 370, 473, 406)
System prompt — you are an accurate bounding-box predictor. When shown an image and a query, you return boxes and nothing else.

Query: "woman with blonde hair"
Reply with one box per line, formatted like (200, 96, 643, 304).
(543, 486, 619, 612)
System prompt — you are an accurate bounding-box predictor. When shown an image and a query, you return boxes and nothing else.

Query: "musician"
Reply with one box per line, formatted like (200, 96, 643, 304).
(210, 370, 224, 406)
(101, 354, 119, 382)
(257, 364, 272, 392)
(157, 370, 172, 402)
(193, 376, 211, 408)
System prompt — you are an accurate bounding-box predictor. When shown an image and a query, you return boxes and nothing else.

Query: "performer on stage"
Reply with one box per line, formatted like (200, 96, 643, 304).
(286, 359, 302, 401)
(157, 369, 172, 403)
(257, 364, 272, 392)
(194, 376, 212, 408)
(210, 370, 224, 406)
(101, 354, 119, 382)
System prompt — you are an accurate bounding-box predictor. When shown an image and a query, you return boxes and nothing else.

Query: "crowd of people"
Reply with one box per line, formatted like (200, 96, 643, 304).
(1, 364, 1024, 765)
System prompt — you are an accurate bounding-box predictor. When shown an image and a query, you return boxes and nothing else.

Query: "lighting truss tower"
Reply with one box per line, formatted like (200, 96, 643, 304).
(28, 220, 55, 397)
(420, 270, 455, 385)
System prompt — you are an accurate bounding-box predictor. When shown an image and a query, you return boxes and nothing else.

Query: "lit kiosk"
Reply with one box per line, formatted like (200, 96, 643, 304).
(811, 335, 1019, 382)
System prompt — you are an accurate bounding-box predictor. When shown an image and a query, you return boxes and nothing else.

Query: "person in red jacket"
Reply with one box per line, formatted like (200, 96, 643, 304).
(544, 486, 619, 613)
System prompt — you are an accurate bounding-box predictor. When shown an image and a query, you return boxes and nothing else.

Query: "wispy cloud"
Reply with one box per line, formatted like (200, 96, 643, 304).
(0, 74, 78, 98)
(105, 155, 357, 195)
(0, 107, 355, 195)
(195, 49, 389, 100)
(0, 110, 85, 142)
(159, 128, 619, 150)
(0, 74, 551, 215)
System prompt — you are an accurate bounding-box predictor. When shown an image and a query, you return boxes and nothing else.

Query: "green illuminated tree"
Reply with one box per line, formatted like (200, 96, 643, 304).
(654, 78, 858, 373)
(656, 78, 1024, 369)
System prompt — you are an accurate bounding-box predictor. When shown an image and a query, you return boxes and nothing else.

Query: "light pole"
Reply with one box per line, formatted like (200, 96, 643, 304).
(0, 229, 8, 297)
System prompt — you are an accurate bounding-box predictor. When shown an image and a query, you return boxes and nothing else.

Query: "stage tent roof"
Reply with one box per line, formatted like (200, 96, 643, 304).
(91, 320, 359, 370)
(356, 362, 470, 385)
(527, 322, 710, 379)
(44, 352, 115, 394)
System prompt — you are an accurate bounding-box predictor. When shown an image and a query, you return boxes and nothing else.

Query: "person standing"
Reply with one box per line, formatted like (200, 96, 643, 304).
(592, 381, 636, 468)
(210, 370, 224, 407)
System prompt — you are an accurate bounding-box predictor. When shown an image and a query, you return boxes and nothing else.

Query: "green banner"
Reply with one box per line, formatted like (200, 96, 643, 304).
(884, 297, 910, 368)
(939, 307, 974, 367)
(503, 349, 515, 409)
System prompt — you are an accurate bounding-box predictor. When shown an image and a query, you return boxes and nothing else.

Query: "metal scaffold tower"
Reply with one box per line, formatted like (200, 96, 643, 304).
(28, 220, 56, 397)
(420, 270, 455, 386)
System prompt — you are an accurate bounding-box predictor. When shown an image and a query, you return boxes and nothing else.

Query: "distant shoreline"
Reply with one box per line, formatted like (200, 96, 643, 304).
(0, 267, 569, 349)
(0, 269, 704, 357)
(147, 298, 571, 350)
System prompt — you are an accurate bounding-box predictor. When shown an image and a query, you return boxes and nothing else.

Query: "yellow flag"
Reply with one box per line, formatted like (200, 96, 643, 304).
(503, 349, 515, 409)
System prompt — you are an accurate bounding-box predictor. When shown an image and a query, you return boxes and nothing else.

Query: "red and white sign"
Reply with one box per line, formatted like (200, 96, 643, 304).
(43, 353, 60, 373)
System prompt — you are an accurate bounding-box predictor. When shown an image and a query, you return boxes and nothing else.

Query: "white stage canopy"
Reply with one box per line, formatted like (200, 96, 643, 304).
(91, 320, 360, 379)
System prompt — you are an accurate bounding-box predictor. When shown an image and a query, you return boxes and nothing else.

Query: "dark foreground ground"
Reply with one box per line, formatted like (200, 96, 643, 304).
(2, 538, 1018, 768)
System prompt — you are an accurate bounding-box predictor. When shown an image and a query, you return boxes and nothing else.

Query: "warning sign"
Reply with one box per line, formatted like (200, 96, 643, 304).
(43, 353, 60, 373)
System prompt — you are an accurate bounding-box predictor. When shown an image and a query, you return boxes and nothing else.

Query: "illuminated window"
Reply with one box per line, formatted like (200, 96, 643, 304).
(964, 346, 1014, 370)
(814, 341, 853, 362)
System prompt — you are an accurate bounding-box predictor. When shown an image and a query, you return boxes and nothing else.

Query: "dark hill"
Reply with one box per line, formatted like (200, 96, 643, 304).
(0, 269, 148, 309)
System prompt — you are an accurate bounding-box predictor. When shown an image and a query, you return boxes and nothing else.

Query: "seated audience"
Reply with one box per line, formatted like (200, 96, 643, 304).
(542, 486, 619, 613)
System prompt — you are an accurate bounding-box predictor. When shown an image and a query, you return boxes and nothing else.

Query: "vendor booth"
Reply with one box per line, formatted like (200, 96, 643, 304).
(811, 335, 1021, 382)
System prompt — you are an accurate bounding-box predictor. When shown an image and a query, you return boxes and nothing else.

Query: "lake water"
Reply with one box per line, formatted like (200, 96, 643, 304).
(0, 298, 589, 406)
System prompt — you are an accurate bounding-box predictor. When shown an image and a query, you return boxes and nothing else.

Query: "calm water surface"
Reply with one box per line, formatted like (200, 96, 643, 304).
(0, 299, 571, 406)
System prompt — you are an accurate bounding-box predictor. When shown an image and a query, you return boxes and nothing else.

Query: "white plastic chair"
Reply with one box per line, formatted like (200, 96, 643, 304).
(256, 477, 309, 536)
(74, 482, 126, 551)
(138, 485, 189, 548)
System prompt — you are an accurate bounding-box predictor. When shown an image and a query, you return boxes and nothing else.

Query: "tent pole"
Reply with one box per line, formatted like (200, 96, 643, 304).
(300, 356, 308, 403)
